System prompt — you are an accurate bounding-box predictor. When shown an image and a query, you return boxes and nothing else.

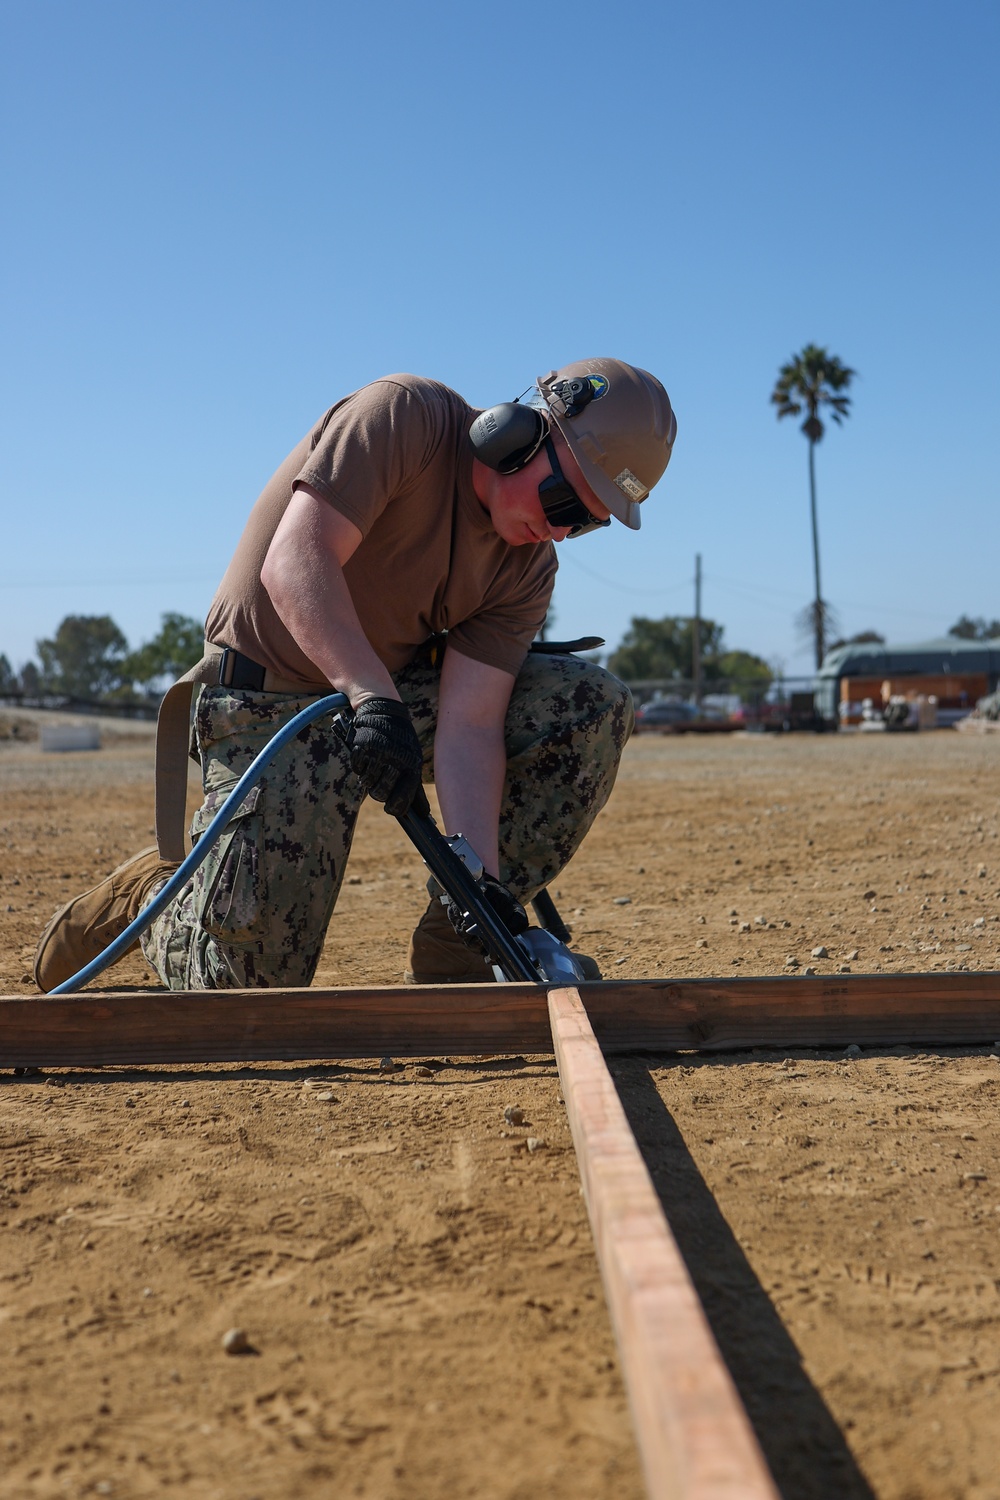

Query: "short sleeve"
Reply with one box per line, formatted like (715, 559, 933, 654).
(293, 379, 445, 536)
(447, 549, 557, 676)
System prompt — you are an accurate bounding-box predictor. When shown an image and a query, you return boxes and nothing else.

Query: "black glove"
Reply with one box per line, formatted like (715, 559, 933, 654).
(445, 874, 529, 954)
(350, 698, 426, 818)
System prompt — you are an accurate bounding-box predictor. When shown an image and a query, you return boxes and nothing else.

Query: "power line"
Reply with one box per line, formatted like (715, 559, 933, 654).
(558, 553, 690, 596)
(0, 574, 220, 590)
(706, 572, 954, 625)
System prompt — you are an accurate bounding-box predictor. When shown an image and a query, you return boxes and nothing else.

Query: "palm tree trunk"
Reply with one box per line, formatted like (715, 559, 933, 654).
(808, 438, 824, 669)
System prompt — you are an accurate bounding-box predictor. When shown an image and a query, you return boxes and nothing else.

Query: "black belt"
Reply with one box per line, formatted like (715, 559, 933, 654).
(216, 648, 328, 695)
(218, 635, 607, 695)
(218, 647, 266, 692)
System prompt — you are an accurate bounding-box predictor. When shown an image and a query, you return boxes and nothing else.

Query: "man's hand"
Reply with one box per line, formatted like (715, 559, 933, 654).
(444, 874, 529, 953)
(350, 698, 426, 817)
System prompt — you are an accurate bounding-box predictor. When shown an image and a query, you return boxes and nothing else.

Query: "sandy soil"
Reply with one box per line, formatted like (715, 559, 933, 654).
(1, 713, 999, 1499)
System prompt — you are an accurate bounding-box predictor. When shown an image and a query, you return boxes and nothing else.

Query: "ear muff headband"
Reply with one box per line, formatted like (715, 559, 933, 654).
(469, 402, 548, 474)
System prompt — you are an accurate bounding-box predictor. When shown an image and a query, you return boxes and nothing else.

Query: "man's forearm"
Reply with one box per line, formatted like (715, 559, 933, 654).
(432, 722, 507, 878)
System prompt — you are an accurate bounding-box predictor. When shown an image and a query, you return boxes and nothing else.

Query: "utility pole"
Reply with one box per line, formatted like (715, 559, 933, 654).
(692, 552, 702, 709)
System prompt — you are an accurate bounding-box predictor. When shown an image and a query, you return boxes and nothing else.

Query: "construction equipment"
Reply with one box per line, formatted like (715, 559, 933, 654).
(330, 704, 588, 985)
(50, 692, 586, 994)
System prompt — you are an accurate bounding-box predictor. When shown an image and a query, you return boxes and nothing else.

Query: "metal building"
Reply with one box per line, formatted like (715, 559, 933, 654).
(814, 637, 1000, 725)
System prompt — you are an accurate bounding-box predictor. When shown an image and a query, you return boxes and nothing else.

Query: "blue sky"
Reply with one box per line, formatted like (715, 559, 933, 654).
(2, 0, 997, 679)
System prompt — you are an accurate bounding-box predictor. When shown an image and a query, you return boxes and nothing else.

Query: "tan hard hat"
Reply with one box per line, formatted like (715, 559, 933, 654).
(536, 358, 676, 529)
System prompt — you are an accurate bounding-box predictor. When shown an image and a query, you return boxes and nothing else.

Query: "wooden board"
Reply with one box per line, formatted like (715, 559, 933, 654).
(549, 985, 779, 1500)
(1, 972, 998, 1068)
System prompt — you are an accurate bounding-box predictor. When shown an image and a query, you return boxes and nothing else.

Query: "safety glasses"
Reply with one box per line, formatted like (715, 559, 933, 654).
(537, 436, 611, 539)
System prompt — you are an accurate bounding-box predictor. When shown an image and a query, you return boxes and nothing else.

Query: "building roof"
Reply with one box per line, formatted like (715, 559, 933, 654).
(818, 636, 1000, 678)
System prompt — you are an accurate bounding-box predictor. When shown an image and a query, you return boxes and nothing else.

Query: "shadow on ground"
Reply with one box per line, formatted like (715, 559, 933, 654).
(611, 1057, 876, 1500)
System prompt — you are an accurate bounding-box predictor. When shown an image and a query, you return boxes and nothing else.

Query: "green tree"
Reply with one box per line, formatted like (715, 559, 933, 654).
(948, 614, 1000, 641)
(36, 615, 129, 700)
(0, 654, 16, 695)
(771, 344, 856, 669)
(716, 649, 773, 699)
(608, 616, 724, 681)
(123, 612, 204, 691)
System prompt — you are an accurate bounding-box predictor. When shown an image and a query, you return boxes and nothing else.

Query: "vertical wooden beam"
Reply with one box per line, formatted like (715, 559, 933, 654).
(549, 986, 779, 1500)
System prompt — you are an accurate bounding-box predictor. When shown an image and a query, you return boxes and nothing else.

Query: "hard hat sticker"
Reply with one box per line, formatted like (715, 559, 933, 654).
(585, 374, 609, 400)
(614, 469, 647, 501)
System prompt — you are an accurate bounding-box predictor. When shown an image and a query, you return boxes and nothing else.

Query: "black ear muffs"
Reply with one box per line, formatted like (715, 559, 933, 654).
(469, 402, 547, 474)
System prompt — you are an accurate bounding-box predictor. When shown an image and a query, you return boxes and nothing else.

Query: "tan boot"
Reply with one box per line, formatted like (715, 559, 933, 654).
(33, 847, 179, 993)
(405, 897, 493, 984)
(404, 896, 603, 984)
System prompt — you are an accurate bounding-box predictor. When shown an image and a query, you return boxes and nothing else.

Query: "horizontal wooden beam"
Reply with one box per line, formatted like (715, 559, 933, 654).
(549, 986, 779, 1500)
(1, 972, 998, 1068)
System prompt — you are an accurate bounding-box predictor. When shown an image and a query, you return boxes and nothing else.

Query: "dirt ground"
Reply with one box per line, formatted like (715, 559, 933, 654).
(1, 711, 999, 1500)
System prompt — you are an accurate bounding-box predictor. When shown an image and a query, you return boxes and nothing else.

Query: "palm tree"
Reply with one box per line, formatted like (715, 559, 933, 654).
(771, 344, 855, 669)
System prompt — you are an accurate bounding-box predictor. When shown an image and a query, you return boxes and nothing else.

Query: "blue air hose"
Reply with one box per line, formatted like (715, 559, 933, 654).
(51, 693, 350, 995)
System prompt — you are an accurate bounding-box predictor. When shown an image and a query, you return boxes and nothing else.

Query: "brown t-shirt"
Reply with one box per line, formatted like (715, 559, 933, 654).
(205, 376, 556, 684)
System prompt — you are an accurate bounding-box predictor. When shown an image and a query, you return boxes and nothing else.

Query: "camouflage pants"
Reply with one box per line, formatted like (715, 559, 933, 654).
(141, 652, 633, 989)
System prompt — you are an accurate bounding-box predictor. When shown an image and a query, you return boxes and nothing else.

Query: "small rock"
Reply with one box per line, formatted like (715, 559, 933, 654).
(222, 1328, 250, 1355)
(697, 915, 706, 924)
(846, 949, 859, 961)
(739, 921, 751, 933)
(754, 915, 767, 926)
(784, 955, 800, 967)
(696, 938, 707, 949)
(614, 956, 627, 965)
(526, 1137, 545, 1153)
(863, 889, 876, 901)
(379, 1056, 396, 1073)
(613, 896, 632, 906)
(973, 917, 986, 928)
(347, 875, 362, 885)
(811, 946, 828, 959)
(963, 1172, 987, 1182)
(504, 1106, 525, 1126)
(413, 1067, 434, 1079)
(844, 1044, 861, 1057)
(838, 964, 852, 973)
(46, 1078, 65, 1088)
(977, 865, 987, 878)
(802, 966, 817, 976)
(729, 909, 738, 916)
(314, 1090, 339, 1103)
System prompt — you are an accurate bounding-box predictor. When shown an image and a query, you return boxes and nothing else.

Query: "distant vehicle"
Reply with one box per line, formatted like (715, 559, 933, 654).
(739, 690, 827, 733)
(634, 697, 698, 731)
